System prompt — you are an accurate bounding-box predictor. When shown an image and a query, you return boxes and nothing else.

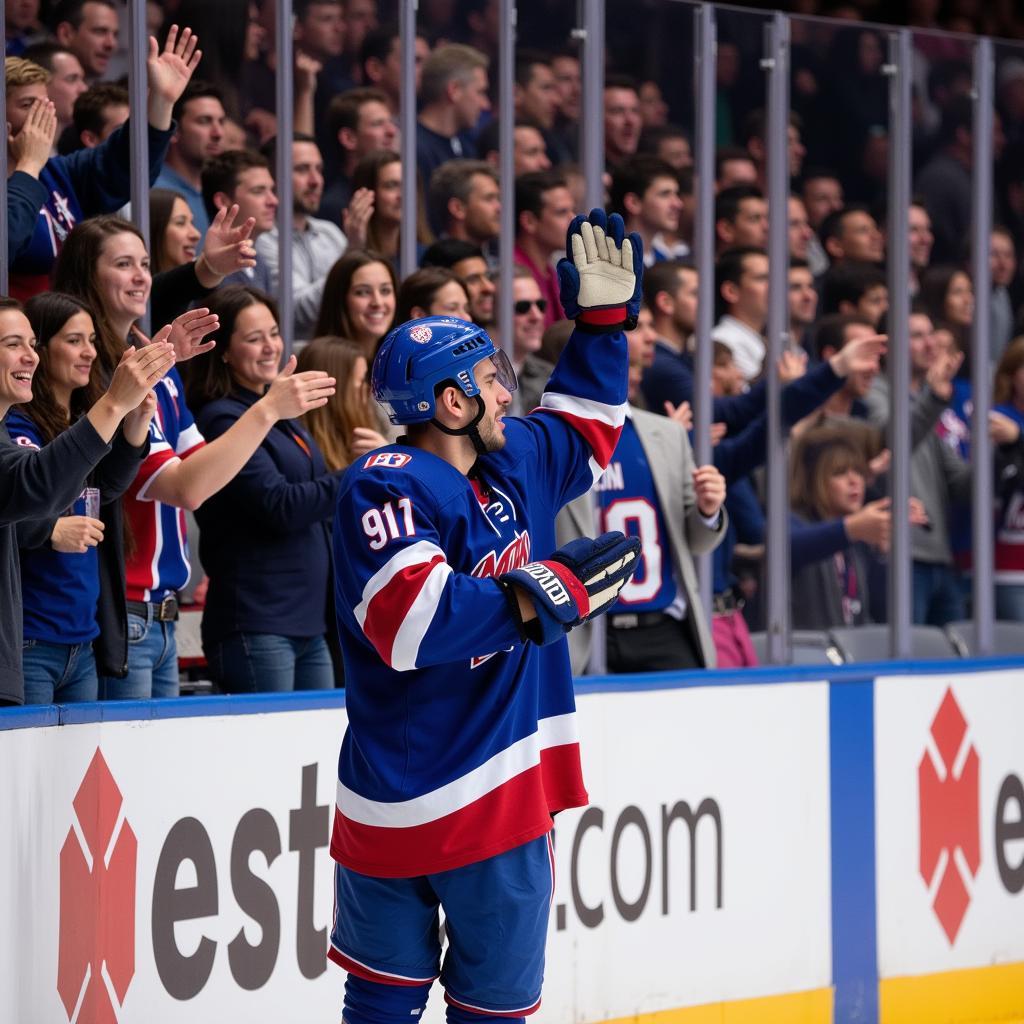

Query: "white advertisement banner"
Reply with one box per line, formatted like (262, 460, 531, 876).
(875, 669, 1024, 978)
(0, 681, 831, 1024)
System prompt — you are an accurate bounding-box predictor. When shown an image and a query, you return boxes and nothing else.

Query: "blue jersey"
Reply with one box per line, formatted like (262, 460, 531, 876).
(6, 413, 100, 644)
(596, 416, 678, 614)
(330, 327, 627, 878)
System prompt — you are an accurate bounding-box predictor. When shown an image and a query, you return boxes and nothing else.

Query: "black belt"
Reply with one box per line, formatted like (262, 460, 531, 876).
(712, 589, 744, 615)
(127, 595, 179, 622)
(608, 611, 675, 630)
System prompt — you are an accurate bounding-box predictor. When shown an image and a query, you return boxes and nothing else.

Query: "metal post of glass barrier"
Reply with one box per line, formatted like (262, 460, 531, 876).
(275, 0, 295, 359)
(885, 29, 913, 659)
(971, 36, 995, 654)
(580, 0, 605, 213)
(0, 16, 8, 296)
(691, 2, 717, 613)
(399, 0, 418, 281)
(763, 13, 791, 665)
(128, 0, 150, 333)
(496, 0, 517, 360)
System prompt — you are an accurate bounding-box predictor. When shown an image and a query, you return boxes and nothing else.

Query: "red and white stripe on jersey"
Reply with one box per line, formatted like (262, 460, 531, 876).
(355, 539, 452, 671)
(536, 391, 626, 482)
(331, 713, 584, 877)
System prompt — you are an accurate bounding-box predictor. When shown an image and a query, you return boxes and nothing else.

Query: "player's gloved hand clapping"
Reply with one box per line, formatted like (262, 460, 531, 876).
(500, 532, 642, 646)
(557, 208, 644, 332)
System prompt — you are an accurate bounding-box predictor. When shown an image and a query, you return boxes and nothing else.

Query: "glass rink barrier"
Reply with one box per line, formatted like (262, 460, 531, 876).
(2, 660, 1024, 1023)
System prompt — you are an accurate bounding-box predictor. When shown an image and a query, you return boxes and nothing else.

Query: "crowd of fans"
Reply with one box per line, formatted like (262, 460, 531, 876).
(4, 0, 1024, 706)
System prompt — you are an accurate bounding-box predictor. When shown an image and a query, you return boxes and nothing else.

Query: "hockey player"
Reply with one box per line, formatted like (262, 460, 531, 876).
(328, 209, 644, 1024)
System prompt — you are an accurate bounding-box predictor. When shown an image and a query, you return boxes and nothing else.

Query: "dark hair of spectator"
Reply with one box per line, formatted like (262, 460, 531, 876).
(926, 58, 972, 105)
(395, 268, 469, 325)
(0, 297, 24, 313)
(186, 286, 281, 409)
(515, 49, 553, 88)
(201, 148, 271, 219)
(360, 21, 398, 70)
(639, 123, 689, 152)
(295, 0, 344, 18)
(814, 313, 876, 361)
(327, 87, 392, 149)
(71, 82, 129, 137)
(53, 215, 147, 380)
(643, 258, 693, 311)
(820, 261, 887, 316)
(740, 107, 802, 147)
(604, 73, 639, 94)
(297, 336, 383, 472)
(714, 246, 766, 320)
(938, 94, 974, 148)
(21, 293, 103, 444)
(50, 0, 117, 31)
(918, 264, 970, 326)
(476, 116, 546, 160)
(715, 146, 754, 180)
(259, 132, 319, 169)
(791, 425, 869, 521)
(171, 79, 226, 126)
(791, 256, 811, 272)
(315, 249, 398, 347)
(20, 41, 77, 72)
(609, 156, 678, 218)
(420, 238, 486, 269)
(514, 170, 568, 223)
(428, 159, 497, 232)
(818, 204, 875, 248)
(994, 336, 1024, 406)
(149, 189, 191, 275)
(715, 184, 765, 227)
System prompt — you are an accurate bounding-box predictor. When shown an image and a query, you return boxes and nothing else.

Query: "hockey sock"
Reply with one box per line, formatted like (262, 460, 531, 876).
(445, 1004, 526, 1024)
(343, 974, 431, 1024)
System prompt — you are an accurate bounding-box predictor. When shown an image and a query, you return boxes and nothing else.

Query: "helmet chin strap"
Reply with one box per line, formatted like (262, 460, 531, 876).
(431, 395, 489, 456)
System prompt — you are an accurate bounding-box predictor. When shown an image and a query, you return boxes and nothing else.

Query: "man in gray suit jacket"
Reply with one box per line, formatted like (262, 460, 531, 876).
(557, 308, 726, 674)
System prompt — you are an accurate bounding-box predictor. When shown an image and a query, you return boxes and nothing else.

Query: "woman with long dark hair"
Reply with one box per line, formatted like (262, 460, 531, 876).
(52, 217, 336, 698)
(8, 294, 157, 703)
(149, 188, 202, 274)
(187, 286, 343, 692)
(314, 249, 398, 357)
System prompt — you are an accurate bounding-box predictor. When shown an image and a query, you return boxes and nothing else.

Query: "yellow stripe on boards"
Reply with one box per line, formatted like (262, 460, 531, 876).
(880, 961, 1024, 1024)
(598, 987, 833, 1024)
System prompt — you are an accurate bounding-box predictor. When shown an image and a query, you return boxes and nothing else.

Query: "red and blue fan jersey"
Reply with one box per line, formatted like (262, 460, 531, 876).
(596, 416, 679, 615)
(125, 367, 205, 601)
(330, 326, 627, 878)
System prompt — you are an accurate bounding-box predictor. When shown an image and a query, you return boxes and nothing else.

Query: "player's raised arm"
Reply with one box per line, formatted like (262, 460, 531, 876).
(525, 210, 643, 501)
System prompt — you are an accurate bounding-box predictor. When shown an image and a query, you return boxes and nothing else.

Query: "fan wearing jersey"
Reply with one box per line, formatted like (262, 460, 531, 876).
(328, 210, 643, 1024)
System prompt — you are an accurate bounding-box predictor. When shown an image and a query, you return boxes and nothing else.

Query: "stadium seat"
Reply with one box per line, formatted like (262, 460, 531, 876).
(826, 624, 959, 662)
(944, 620, 1024, 657)
(748, 630, 844, 665)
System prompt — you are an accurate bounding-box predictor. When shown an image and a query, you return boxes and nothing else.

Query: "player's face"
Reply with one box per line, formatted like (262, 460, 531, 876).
(472, 355, 513, 452)
(224, 302, 283, 392)
(0, 310, 39, 414)
(45, 311, 98, 393)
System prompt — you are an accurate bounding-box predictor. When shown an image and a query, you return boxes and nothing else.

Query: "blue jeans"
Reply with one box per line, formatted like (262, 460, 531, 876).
(22, 640, 98, 705)
(206, 633, 334, 693)
(912, 561, 966, 627)
(100, 610, 179, 700)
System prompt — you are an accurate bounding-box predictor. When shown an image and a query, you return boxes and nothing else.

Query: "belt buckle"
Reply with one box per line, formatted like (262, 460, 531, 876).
(610, 614, 639, 630)
(158, 595, 178, 621)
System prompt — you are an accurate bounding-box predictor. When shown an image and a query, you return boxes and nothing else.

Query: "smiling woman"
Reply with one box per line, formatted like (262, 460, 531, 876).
(150, 188, 202, 274)
(185, 286, 345, 694)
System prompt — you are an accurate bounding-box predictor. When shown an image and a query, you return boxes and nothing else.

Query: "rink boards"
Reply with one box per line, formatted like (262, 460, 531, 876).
(1, 658, 1023, 1024)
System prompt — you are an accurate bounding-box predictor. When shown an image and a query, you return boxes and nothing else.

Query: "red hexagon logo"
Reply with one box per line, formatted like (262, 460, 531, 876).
(57, 749, 137, 1023)
(918, 688, 981, 945)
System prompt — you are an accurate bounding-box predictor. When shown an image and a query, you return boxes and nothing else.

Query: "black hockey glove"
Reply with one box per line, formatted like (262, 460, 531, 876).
(500, 532, 642, 645)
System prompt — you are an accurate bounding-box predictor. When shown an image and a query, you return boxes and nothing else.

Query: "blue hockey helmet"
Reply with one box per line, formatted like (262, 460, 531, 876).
(371, 316, 518, 425)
